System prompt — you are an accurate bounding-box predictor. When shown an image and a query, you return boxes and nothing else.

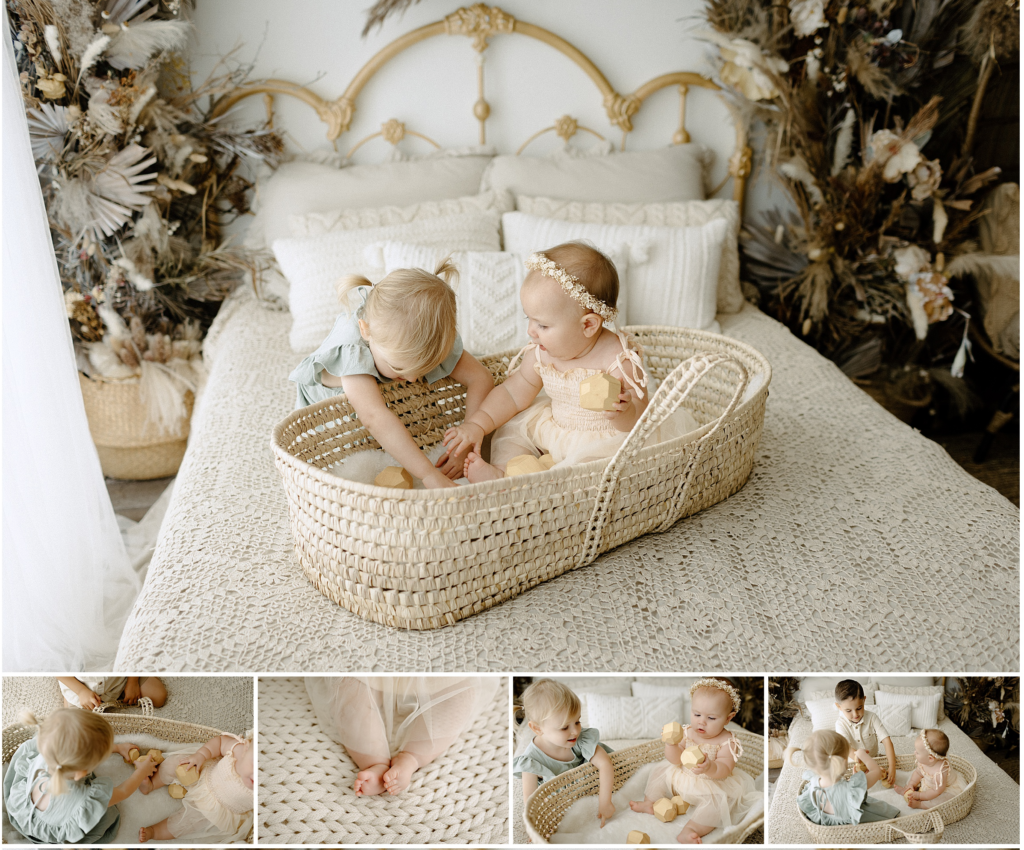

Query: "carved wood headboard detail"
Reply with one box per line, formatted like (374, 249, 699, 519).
(210, 3, 751, 211)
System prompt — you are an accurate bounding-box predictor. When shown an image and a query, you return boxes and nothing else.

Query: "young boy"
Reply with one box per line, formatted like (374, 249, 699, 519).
(834, 679, 897, 787)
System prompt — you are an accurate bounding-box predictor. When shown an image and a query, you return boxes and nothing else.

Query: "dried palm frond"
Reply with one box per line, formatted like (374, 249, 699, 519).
(26, 103, 70, 161)
(361, 0, 423, 37)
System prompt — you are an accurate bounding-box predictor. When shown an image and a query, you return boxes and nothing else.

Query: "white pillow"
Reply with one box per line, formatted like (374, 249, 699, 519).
(502, 212, 728, 330)
(875, 683, 945, 721)
(290, 189, 513, 237)
(874, 690, 942, 730)
(805, 688, 876, 706)
(516, 195, 743, 315)
(873, 703, 913, 738)
(586, 693, 685, 740)
(380, 242, 630, 356)
(545, 676, 633, 728)
(273, 211, 502, 353)
(247, 153, 494, 248)
(481, 145, 711, 204)
(805, 697, 842, 732)
(631, 681, 691, 719)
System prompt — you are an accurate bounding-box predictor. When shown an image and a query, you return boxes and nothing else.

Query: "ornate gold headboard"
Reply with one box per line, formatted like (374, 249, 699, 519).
(210, 3, 751, 211)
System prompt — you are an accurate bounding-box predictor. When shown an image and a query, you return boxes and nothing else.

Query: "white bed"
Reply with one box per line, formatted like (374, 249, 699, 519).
(767, 714, 1019, 844)
(112, 7, 1018, 673)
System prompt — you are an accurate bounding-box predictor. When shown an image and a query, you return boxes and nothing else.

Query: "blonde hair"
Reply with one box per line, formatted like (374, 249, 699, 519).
(18, 709, 113, 796)
(336, 257, 459, 380)
(784, 729, 849, 784)
(515, 679, 581, 734)
(529, 240, 619, 311)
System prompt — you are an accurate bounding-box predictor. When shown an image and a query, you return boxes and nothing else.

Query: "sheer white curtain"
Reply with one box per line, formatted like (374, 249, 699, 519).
(3, 9, 141, 672)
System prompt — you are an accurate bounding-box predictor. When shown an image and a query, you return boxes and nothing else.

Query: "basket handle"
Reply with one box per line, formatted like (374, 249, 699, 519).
(883, 811, 944, 843)
(576, 353, 748, 568)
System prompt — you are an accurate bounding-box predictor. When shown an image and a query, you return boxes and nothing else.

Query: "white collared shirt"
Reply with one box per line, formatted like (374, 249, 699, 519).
(835, 709, 890, 756)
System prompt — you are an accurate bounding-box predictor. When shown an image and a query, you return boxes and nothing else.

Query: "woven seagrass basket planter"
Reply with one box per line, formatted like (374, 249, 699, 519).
(271, 326, 771, 629)
(79, 372, 193, 480)
(796, 753, 977, 844)
(524, 729, 765, 843)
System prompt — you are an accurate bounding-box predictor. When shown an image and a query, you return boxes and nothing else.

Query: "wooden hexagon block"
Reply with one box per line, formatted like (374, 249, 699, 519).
(904, 788, 915, 803)
(680, 745, 706, 767)
(671, 795, 690, 815)
(653, 797, 677, 823)
(506, 454, 547, 476)
(375, 466, 413, 489)
(125, 747, 140, 765)
(878, 777, 891, 788)
(662, 721, 684, 745)
(133, 748, 163, 765)
(538, 453, 556, 469)
(579, 373, 621, 411)
(168, 783, 188, 799)
(626, 830, 650, 844)
(176, 764, 200, 786)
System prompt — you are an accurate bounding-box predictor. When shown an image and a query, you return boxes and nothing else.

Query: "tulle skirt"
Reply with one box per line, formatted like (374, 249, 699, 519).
(305, 676, 499, 764)
(490, 392, 700, 470)
(158, 753, 252, 841)
(644, 762, 761, 830)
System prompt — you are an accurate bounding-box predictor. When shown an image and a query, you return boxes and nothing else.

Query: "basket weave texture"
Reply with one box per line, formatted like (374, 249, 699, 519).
(524, 729, 765, 844)
(796, 753, 977, 843)
(79, 372, 193, 480)
(271, 326, 770, 629)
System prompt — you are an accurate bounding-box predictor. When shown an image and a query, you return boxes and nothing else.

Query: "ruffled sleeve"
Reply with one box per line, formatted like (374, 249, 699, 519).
(513, 752, 557, 782)
(830, 771, 869, 824)
(65, 776, 115, 842)
(573, 727, 603, 762)
(2, 740, 41, 837)
(424, 331, 465, 384)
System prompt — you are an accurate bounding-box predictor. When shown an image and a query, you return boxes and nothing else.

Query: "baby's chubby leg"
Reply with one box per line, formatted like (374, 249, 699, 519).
(677, 820, 713, 844)
(139, 818, 173, 843)
(141, 753, 189, 795)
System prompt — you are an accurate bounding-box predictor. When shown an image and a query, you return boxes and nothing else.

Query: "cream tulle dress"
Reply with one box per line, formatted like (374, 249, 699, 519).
(158, 736, 253, 841)
(305, 677, 499, 766)
(643, 725, 761, 831)
(914, 757, 965, 806)
(489, 332, 698, 470)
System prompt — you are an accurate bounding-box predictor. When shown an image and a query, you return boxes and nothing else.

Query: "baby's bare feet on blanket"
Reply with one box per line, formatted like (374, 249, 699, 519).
(465, 451, 503, 483)
(383, 751, 420, 795)
(629, 800, 655, 814)
(139, 776, 153, 794)
(139, 826, 154, 843)
(354, 763, 389, 796)
(677, 826, 703, 844)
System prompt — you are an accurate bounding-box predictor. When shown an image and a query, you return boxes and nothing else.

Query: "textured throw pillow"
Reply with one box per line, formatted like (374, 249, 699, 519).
(546, 676, 633, 728)
(586, 693, 685, 740)
(246, 153, 495, 248)
(875, 683, 946, 721)
(380, 242, 630, 356)
(481, 145, 711, 204)
(502, 212, 728, 330)
(516, 195, 743, 315)
(805, 688, 875, 706)
(805, 697, 842, 732)
(273, 211, 501, 353)
(290, 189, 514, 237)
(631, 681, 691, 719)
(873, 703, 913, 738)
(874, 690, 942, 730)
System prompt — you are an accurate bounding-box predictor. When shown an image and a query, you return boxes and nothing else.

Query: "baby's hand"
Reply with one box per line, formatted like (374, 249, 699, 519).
(602, 390, 634, 420)
(123, 679, 142, 705)
(443, 422, 484, 458)
(597, 799, 615, 827)
(183, 752, 208, 771)
(435, 441, 472, 480)
(690, 757, 714, 776)
(134, 753, 159, 778)
(79, 689, 102, 710)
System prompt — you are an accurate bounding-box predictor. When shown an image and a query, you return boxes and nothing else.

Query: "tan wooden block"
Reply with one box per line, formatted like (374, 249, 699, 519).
(506, 454, 547, 476)
(135, 748, 163, 765)
(176, 764, 200, 786)
(168, 783, 188, 799)
(626, 830, 650, 844)
(538, 453, 556, 469)
(653, 797, 677, 823)
(878, 777, 891, 788)
(680, 745, 706, 767)
(671, 795, 690, 815)
(662, 721, 684, 745)
(904, 788, 914, 803)
(375, 466, 413, 489)
(125, 747, 140, 765)
(579, 373, 621, 411)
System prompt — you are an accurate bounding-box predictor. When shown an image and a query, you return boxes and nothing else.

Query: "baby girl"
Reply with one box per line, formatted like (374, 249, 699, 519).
(443, 241, 696, 481)
(895, 728, 964, 808)
(138, 733, 254, 842)
(630, 678, 761, 843)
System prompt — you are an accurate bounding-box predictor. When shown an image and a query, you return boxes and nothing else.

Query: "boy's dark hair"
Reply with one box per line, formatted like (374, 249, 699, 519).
(835, 679, 866, 702)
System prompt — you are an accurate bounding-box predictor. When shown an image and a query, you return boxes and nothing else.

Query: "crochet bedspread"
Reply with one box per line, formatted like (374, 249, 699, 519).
(767, 715, 1019, 844)
(114, 288, 1019, 671)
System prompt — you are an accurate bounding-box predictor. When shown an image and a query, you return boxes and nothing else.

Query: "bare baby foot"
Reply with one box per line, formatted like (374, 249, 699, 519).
(465, 451, 503, 483)
(677, 825, 703, 844)
(353, 763, 389, 796)
(139, 776, 153, 794)
(383, 751, 420, 795)
(139, 826, 154, 843)
(629, 799, 655, 814)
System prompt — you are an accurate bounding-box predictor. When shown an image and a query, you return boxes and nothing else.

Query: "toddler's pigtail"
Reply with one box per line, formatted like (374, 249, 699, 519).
(783, 742, 804, 767)
(18, 709, 40, 727)
(433, 255, 460, 290)
(827, 754, 848, 783)
(336, 274, 374, 312)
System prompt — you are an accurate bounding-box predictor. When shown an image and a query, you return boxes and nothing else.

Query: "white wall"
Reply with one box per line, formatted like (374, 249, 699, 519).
(190, 0, 785, 222)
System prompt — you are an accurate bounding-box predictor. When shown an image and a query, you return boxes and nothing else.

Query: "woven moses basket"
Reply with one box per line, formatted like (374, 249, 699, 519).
(271, 326, 771, 629)
(79, 373, 193, 480)
(523, 729, 765, 844)
(796, 753, 977, 844)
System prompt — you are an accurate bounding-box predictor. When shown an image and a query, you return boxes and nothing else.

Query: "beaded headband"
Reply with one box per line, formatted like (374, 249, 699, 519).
(690, 677, 742, 714)
(524, 252, 618, 322)
(919, 729, 944, 760)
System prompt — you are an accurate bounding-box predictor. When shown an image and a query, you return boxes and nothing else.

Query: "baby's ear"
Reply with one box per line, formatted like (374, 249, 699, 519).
(581, 312, 603, 337)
